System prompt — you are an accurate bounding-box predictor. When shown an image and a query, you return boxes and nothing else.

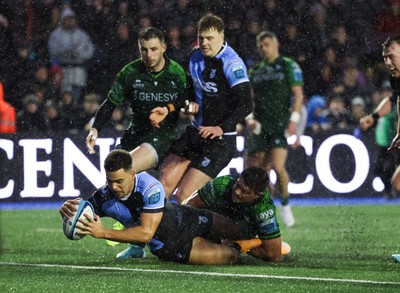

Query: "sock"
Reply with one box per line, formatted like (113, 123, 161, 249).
(281, 196, 290, 206)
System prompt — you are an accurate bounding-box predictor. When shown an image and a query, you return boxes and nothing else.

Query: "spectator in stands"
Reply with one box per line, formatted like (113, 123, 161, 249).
(329, 58, 370, 111)
(257, 0, 283, 35)
(329, 25, 354, 63)
(314, 46, 341, 95)
(16, 94, 46, 131)
(279, 18, 306, 65)
(44, 100, 63, 131)
(59, 90, 77, 131)
(237, 18, 262, 68)
(102, 106, 128, 133)
(326, 95, 351, 129)
(166, 24, 191, 68)
(0, 80, 16, 134)
(33, 63, 58, 103)
(375, 0, 400, 37)
(48, 7, 94, 107)
(348, 96, 366, 126)
(103, 18, 138, 96)
(77, 93, 100, 131)
(306, 95, 330, 134)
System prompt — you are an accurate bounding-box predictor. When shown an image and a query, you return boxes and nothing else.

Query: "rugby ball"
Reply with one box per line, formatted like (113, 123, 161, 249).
(62, 200, 94, 240)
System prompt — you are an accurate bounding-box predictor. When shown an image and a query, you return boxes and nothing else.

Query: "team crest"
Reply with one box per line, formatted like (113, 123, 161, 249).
(210, 69, 216, 79)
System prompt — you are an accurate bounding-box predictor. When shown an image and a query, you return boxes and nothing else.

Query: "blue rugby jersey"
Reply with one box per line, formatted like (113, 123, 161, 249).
(189, 43, 251, 133)
(88, 172, 166, 250)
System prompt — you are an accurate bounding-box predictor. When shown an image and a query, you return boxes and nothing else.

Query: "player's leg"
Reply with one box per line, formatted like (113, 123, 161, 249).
(271, 147, 295, 227)
(159, 153, 191, 198)
(174, 168, 212, 203)
(188, 236, 240, 265)
(129, 143, 159, 173)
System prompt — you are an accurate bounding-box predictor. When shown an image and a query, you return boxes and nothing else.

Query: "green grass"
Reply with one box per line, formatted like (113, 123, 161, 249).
(1, 205, 400, 292)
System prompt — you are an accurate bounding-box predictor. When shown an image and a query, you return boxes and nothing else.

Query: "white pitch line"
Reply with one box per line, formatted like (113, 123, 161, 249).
(0, 262, 399, 286)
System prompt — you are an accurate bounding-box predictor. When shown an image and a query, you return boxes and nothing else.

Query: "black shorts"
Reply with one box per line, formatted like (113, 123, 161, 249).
(150, 203, 214, 263)
(167, 125, 236, 178)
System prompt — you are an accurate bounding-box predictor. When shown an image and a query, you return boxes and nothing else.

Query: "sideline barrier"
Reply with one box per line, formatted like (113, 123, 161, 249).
(0, 128, 382, 202)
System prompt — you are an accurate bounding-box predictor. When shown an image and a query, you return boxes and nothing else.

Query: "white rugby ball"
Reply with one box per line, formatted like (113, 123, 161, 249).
(63, 200, 94, 240)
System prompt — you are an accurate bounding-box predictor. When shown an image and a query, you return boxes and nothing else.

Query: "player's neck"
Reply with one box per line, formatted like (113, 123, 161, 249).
(149, 57, 166, 73)
(266, 53, 280, 63)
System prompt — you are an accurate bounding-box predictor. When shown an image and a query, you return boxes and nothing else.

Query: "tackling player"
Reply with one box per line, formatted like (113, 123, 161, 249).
(157, 13, 253, 204)
(184, 167, 285, 262)
(245, 31, 305, 228)
(358, 36, 400, 263)
(59, 149, 250, 265)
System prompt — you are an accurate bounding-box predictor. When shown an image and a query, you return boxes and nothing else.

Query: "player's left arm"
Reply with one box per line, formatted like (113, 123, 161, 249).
(247, 236, 282, 263)
(287, 85, 304, 136)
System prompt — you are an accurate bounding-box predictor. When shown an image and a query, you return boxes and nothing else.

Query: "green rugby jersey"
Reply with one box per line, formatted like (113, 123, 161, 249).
(198, 175, 281, 240)
(249, 56, 304, 132)
(108, 57, 187, 134)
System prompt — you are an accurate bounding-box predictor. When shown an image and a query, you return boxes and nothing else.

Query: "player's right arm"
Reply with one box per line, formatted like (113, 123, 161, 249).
(86, 98, 117, 154)
(359, 96, 392, 130)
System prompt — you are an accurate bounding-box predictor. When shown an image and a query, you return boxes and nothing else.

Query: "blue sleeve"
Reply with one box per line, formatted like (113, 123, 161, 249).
(224, 56, 249, 88)
(141, 176, 165, 213)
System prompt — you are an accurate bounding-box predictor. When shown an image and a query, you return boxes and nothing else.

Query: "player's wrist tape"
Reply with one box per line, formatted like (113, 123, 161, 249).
(372, 112, 380, 124)
(290, 111, 301, 123)
(166, 103, 175, 113)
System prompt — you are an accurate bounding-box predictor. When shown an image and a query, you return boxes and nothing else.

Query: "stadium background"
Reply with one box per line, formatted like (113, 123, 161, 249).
(1, 0, 399, 202)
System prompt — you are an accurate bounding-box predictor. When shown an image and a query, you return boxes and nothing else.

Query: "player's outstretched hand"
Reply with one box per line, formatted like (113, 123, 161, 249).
(389, 134, 400, 154)
(359, 115, 374, 131)
(86, 128, 98, 154)
(59, 198, 81, 218)
(149, 107, 168, 128)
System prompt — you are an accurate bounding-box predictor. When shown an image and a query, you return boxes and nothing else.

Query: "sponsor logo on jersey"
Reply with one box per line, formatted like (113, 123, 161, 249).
(256, 209, 275, 220)
(201, 81, 218, 93)
(135, 92, 178, 102)
(133, 80, 145, 89)
(233, 66, 245, 79)
(154, 81, 158, 86)
(198, 216, 209, 224)
(201, 157, 211, 167)
(148, 189, 161, 204)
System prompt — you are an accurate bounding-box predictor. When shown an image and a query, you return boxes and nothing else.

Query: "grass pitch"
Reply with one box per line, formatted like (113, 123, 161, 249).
(0, 204, 399, 292)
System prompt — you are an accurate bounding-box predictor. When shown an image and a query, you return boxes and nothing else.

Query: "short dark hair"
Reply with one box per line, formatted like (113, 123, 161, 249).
(104, 149, 132, 172)
(256, 31, 277, 44)
(139, 27, 165, 43)
(382, 35, 400, 49)
(240, 167, 270, 194)
(197, 13, 224, 33)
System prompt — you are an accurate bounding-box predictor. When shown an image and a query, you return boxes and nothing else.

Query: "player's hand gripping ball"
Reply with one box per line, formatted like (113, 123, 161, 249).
(62, 200, 94, 240)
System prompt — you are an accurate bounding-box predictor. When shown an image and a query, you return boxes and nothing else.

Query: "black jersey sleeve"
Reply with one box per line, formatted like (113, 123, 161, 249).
(390, 76, 400, 103)
(92, 98, 117, 132)
(219, 81, 253, 133)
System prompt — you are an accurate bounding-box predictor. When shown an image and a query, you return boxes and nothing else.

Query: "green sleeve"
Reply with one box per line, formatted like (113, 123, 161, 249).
(198, 176, 235, 206)
(285, 57, 304, 87)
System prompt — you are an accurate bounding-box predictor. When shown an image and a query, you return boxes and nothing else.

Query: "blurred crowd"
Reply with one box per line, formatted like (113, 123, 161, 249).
(0, 0, 399, 134)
